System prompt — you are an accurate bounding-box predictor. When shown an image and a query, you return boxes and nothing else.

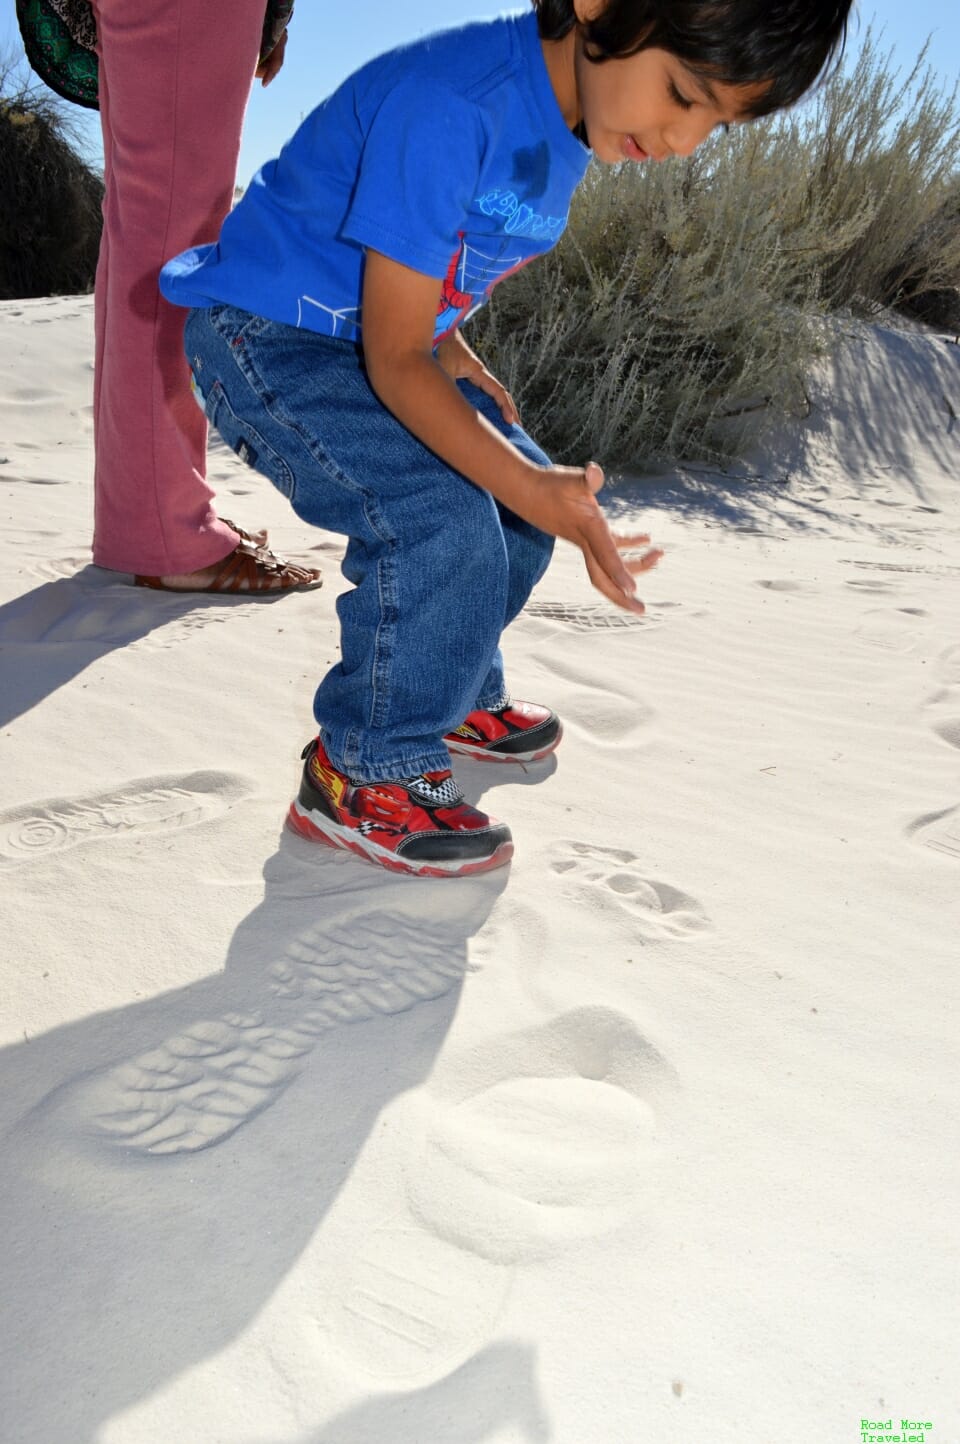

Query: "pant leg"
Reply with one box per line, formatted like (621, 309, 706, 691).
(91, 0, 266, 574)
(184, 308, 553, 780)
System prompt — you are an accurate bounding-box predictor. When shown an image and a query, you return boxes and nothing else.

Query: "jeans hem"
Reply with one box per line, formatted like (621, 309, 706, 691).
(321, 733, 453, 784)
(474, 690, 511, 712)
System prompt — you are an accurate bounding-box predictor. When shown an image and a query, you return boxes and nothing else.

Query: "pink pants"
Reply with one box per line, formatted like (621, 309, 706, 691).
(91, 0, 266, 573)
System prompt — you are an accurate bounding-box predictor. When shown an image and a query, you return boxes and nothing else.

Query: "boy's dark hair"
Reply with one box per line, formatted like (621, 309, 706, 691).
(533, 0, 851, 117)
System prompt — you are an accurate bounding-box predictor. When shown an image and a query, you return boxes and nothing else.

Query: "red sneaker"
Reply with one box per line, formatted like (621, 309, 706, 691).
(445, 701, 562, 764)
(287, 738, 513, 877)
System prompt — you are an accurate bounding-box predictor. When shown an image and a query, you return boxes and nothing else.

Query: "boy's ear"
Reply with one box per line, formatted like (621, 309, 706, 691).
(573, 0, 606, 22)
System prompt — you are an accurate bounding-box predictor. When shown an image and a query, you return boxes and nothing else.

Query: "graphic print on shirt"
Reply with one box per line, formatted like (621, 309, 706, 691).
(476, 180, 566, 243)
(290, 187, 568, 343)
(435, 232, 533, 343)
(296, 295, 361, 338)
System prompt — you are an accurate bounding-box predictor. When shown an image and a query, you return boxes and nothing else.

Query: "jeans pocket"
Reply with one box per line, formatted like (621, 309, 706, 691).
(205, 379, 296, 503)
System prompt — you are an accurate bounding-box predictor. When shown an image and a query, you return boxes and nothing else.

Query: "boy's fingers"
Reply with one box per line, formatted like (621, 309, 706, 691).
(607, 526, 661, 574)
(471, 370, 519, 426)
(580, 515, 641, 601)
(625, 548, 663, 575)
(582, 546, 646, 613)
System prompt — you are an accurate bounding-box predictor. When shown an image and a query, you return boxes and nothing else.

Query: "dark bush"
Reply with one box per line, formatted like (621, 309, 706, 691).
(0, 61, 103, 299)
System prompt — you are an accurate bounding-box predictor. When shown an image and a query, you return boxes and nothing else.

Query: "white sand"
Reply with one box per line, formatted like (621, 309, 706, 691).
(1, 294, 958, 1444)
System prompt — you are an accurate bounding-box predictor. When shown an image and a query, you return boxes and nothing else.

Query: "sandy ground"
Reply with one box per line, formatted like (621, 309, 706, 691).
(1, 294, 958, 1444)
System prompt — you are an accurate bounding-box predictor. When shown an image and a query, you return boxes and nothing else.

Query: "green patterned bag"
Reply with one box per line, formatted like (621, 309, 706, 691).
(14, 0, 294, 112)
(15, 0, 99, 109)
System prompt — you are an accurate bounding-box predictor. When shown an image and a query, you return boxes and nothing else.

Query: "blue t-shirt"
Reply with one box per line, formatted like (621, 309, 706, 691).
(160, 10, 590, 345)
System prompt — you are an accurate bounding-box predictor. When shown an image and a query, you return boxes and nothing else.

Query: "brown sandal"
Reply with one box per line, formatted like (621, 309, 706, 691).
(219, 518, 269, 550)
(135, 538, 323, 594)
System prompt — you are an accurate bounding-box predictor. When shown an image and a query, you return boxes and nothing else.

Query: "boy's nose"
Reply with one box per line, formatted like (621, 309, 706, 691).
(664, 113, 718, 157)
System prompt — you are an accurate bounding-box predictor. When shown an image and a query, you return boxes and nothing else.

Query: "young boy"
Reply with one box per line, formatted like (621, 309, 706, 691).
(160, 0, 851, 877)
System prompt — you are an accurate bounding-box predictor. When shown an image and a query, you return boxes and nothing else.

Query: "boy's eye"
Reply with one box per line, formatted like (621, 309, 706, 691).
(668, 79, 693, 110)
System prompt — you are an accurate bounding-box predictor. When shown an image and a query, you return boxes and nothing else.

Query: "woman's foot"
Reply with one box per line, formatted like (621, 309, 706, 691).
(135, 537, 322, 593)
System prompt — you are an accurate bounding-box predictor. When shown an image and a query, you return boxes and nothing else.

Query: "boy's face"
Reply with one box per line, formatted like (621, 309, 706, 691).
(575, 43, 768, 166)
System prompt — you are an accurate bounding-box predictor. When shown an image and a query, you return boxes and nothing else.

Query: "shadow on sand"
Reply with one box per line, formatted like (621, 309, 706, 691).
(0, 563, 311, 730)
(0, 822, 535, 1443)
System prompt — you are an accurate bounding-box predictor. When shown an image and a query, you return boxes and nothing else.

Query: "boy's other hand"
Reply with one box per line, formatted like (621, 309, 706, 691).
(435, 331, 520, 426)
(527, 461, 662, 613)
(256, 30, 287, 86)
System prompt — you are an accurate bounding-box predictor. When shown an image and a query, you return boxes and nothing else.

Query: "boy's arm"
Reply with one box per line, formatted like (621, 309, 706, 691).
(361, 250, 660, 613)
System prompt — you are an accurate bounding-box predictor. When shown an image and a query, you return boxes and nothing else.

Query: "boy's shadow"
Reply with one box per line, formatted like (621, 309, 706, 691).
(0, 830, 510, 1444)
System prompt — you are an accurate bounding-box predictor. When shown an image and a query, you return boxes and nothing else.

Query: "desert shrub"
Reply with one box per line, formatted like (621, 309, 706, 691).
(0, 54, 103, 299)
(803, 35, 960, 316)
(471, 32, 960, 468)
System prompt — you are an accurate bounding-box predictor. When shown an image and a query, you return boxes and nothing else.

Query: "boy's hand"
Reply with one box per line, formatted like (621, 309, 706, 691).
(435, 331, 519, 425)
(524, 461, 662, 613)
(256, 30, 287, 86)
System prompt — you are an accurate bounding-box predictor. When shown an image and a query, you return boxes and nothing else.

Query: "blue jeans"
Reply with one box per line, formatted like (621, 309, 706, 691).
(184, 305, 554, 781)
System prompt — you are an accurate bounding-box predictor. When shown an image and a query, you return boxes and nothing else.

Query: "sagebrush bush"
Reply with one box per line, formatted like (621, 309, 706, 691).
(471, 31, 960, 468)
(804, 36, 960, 315)
(0, 56, 103, 300)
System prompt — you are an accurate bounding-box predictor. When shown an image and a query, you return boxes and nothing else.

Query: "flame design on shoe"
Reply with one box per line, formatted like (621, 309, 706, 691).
(444, 701, 562, 763)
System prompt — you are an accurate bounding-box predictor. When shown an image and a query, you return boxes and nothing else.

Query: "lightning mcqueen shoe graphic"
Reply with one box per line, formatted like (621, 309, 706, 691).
(288, 738, 513, 877)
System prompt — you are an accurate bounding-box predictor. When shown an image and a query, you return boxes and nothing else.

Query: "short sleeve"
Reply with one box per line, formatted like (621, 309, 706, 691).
(342, 77, 488, 279)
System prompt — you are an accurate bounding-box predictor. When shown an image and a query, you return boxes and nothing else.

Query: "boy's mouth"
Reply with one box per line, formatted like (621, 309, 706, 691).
(621, 134, 650, 163)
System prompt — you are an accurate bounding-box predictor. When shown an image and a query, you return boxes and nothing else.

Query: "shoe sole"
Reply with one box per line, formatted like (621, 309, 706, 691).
(445, 724, 562, 765)
(286, 801, 514, 878)
(134, 575, 323, 595)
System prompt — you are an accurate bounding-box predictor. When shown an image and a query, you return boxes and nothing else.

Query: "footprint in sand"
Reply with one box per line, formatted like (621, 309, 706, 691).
(907, 805, 960, 861)
(523, 599, 694, 631)
(755, 579, 818, 594)
(81, 909, 472, 1156)
(530, 647, 654, 746)
(324, 1221, 513, 1382)
(269, 911, 469, 1023)
(405, 1007, 677, 1265)
(327, 1008, 675, 1382)
(90, 1014, 315, 1154)
(558, 687, 651, 744)
(0, 772, 253, 868)
(549, 841, 709, 937)
(524, 600, 647, 630)
(854, 607, 930, 654)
